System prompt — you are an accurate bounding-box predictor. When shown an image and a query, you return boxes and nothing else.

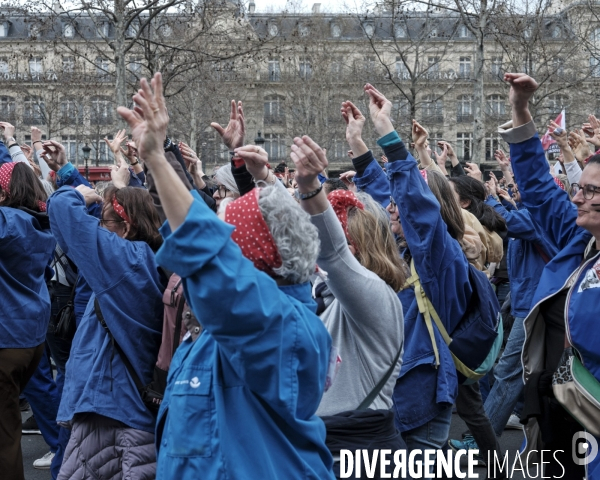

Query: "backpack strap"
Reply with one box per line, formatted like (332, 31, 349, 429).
(172, 279, 186, 354)
(94, 298, 146, 393)
(356, 344, 402, 411)
(405, 260, 484, 382)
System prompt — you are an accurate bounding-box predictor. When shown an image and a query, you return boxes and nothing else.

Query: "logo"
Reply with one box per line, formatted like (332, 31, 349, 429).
(572, 431, 598, 466)
(189, 377, 201, 389)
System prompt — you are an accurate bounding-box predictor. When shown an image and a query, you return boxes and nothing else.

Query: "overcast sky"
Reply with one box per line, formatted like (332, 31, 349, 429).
(253, 0, 355, 13)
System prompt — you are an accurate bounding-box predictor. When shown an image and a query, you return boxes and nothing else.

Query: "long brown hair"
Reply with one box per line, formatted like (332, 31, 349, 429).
(426, 170, 465, 242)
(103, 186, 163, 252)
(347, 192, 408, 292)
(0, 162, 48, 211)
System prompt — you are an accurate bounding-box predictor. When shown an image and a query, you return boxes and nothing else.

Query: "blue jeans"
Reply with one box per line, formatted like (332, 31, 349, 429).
(483, 316, 526, 437)
(401, 405, 452, 473)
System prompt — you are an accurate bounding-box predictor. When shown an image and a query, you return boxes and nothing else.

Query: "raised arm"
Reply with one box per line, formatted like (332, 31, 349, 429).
(502, 73, 582, 251)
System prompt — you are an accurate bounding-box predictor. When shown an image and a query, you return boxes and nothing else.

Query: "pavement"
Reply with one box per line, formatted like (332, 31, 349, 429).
(22, 408, 528, 480)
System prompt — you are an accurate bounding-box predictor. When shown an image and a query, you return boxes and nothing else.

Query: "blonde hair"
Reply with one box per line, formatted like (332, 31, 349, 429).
(347, 192, 408, 292)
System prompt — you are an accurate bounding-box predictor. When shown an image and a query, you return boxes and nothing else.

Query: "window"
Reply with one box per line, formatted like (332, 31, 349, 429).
(298, 24, 309, 37)
(0, 58, 8, 75)
(128, 57, 142, 81)
(299, 57, 312, 79)
(331, 23, 341, 37)
(126, 22, 139, 38)
(363, 22, 375, 37)
(90, 97, 113, 125)
(591, 27, 600, 45)
(0, 96, 16, 122)
(264, 95, 284, 125)
(392, 98, 411, 123)
(522, 54, 535, 76)
(268, 24, 278, 36)
(364, 56, 376, 72)
(459, 57, 471, 79)
(268, 59, 280, 81)
(485, 134, 502, 160)
(96, 22, 109, 38)
(0, 21, 9, 37)
(332, 139, 347, 159)
(331, 61, 342, 76)
(551, 26, 561, 38)
(62, 135, 80, 163)
(23, 97, 45, 125)
(426, 56, 440, 78)
(396, 57, 409, 79)
(264, 133, 285, 160)
(421, 95, 443, 122)
(211, 61, 235, 81)
(159, 24, 172, 37)
(394, 24, 406, 38)
(95, 57, 110, 81)
(29, 23, 41, 38)
(457, 94, 473, 122)
(91, 138, 111, 165)
(552, 57, 564, 76)
(63, 23, 75, 38)
(456, 132, 473, 161)
(486, 94, 505, 116)
(591, 57, 600, 77)
(29, 57, 43, 76)
(459, 25, 469, 38)
(429, 27, 438, 38)
(62, 56, 75, 73)
(60, 99, 83, 125)
(490, 56, 502, 76)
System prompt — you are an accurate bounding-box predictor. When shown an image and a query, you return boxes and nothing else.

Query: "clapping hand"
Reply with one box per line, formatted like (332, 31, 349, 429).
(110, 155, 131, 189)
(290, 136, 328, 191)
(364, 83, 394, 137)
(41, 140, 67, 172)
(411, 120, 429, 148)
(465, 162, 483, 182)
(233, 144, 270, 181)
(104, 129, 127, 159)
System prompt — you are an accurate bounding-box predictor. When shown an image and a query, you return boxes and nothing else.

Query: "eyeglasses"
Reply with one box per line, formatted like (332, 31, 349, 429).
(100, 217, 123, 227)
(216, 185, 230, 197)
(389, 196, 397, 212)
(572, 183, 600, 200)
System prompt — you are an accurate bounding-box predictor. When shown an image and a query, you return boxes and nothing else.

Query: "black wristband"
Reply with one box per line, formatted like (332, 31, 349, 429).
(299, 184, 323, 200)
(164, 137, 172, 150)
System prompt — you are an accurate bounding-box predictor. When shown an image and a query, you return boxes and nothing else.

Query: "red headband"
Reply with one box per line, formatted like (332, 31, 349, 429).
(0, 162, 46, 212)
(327, 190, 364, 249)
(112, 195, 132, 224)
(553, 176, 565, 191)
(225, 189, 283, 277)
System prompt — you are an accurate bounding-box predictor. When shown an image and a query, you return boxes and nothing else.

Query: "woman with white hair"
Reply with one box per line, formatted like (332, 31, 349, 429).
(117, 73, 335, 480)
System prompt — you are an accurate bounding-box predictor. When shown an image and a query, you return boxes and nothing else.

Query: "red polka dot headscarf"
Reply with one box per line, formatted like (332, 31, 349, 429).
(553, 176, 565, 191)
(0, 162, 46, 212)
(225, 188, 283, 277)
(327, 189, 364, 249)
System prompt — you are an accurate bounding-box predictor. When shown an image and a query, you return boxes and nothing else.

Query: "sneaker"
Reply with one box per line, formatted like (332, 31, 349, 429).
(33, 451, 54, 470)
(22, 415, 41, 434)
(448, 435, 487, 467)
(19, 398, 30, 411)
(505, 413, 522, 430)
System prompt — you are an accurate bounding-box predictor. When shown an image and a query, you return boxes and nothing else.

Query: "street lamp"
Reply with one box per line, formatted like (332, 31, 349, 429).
(82, 143, 91, 180)
(254, 131, 265, 147)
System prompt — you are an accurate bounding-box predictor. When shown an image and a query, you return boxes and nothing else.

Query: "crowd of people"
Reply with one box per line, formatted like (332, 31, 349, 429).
(1, 71, 600, 480)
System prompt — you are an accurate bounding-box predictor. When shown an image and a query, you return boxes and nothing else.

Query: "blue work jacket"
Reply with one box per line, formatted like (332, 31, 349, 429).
(510, 132, 600, 478)
(354, 135, 472, 432)
(48, 187, 163, 432)
(484, 198, 558, 318)
(154, 193, 334, 480)
(0, 207, 55, 348)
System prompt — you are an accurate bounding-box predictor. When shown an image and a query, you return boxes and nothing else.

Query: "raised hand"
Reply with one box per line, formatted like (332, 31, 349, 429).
(0, 121, 15, 143)
(104, 129, 127, 157)
(210, 100, 245, 150)
(411, 120, 428, 147)
(179, 141, 202, 172)
(569, 129, 592, 161)
(339, 170, 357, 192)
(31, 126, 43, 145)
(494, 149, 510, 169)
(464, 162, 483, 182)
(120, 140, 138, 164)
(41, 140, 68, 172)
(504, 73, 538, 109)
(363, 83, 394, 137)
(110, 155, 131, 189)
(75, 185, 103, 207)
(117, 73, 169, 167)
(233, 144, 271, 182)
(583, 114, 600, 147)
(290, 136, 328, 191)
(341, 100, 368, 157)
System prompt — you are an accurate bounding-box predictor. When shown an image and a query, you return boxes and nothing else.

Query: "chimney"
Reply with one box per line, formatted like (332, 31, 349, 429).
(249, 1, 256, 13)
(312, 3, 321, 14)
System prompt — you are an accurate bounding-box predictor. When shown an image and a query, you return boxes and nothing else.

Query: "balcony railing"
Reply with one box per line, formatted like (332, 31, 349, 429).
(421, 114, 444, 123)
(264, 114, 285, 125)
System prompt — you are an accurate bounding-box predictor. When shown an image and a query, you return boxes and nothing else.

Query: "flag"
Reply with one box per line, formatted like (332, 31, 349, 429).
(541, 109, 565, 153)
